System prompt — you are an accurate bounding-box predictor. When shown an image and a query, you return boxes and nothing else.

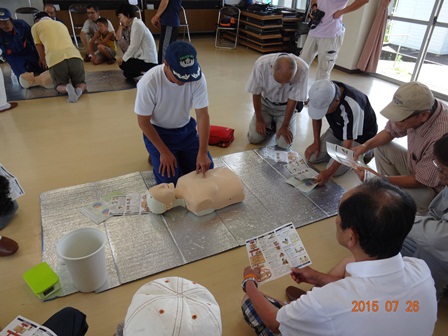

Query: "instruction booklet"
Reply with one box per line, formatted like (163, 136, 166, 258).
(245, 222, 312, 283)
(0, 315, 56, 336)
(80, 192, 151, 224)
(284, 158, 319, 193)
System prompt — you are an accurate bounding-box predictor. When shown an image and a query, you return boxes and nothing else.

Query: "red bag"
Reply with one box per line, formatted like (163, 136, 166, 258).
(208, 125, 235, 148)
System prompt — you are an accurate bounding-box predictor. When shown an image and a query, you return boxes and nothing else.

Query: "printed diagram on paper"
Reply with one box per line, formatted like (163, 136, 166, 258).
(246, 223, 312, 283)
(0, 164, 25, 200)
(326, 142, 370, 170)
(0, 315, 57, 336)
(109, 193, 150, 215)
(264, 146, 301, 163)
(284, 157, 318, 193)
(80, 192, 151, 224)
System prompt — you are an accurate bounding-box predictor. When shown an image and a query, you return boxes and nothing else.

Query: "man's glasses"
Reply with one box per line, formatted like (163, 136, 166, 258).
(400, 109, 429, 122)
(87, 11, 97, 15)
(433, 160, 446, 173)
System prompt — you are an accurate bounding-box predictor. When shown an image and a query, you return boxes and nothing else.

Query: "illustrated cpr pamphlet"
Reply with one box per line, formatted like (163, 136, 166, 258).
(326, 142, 370, 170)
(80, 192, 150, 224)
(108, 193, 150, 216)
(264, 146, 301, 163)
(284, 158, 318, 193)
(0, 316, 56, 336)
(245, 222, 312, 283)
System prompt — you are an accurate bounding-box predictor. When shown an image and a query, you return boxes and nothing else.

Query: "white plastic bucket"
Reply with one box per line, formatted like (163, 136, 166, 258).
(56, 227, 107, 292)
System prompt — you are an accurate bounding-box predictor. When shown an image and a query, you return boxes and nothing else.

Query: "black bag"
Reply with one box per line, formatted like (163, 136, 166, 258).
(308, 9, 325, 29)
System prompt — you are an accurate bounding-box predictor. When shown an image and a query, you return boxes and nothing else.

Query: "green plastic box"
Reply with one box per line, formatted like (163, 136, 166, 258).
(23, 262, 61, 300)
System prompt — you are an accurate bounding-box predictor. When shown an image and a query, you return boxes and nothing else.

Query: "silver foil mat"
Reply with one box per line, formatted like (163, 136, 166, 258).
(2, 62, 135, 101)
(40, 150, 345, 298)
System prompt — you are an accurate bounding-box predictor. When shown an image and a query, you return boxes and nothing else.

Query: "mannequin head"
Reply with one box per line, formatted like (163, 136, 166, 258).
(147, 183, 176, 214)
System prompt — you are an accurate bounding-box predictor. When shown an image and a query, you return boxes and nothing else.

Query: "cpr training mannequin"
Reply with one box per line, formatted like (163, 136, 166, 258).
(19, 70, 54, 89)
(147, 167, 245, 216)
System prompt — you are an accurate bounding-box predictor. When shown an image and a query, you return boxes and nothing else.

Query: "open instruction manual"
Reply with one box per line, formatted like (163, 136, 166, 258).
(284, 157, 319, 193)
(258, 146, 319, 193)
(326, 142, 371, 170)
(0, 315, 56, 336)
(245, 222, 312, 283)
(80, 192, 151, 224)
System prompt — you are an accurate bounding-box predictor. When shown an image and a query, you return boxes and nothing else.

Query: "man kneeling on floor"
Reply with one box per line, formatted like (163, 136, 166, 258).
(32, 12, 86, 103)
(241, 178, 437, 336)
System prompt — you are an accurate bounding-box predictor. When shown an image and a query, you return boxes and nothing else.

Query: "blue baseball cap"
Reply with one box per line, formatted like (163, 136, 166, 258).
(0, 8, 12, 21)
(165, 41, 202, 83)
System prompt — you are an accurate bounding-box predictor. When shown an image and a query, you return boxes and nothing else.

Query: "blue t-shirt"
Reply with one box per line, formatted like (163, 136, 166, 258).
(160, 0, 182, 27)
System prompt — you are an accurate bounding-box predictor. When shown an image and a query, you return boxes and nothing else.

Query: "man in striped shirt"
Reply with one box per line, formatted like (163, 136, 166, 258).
(305, 79, 378, 185)
(354, 81, 448, 213)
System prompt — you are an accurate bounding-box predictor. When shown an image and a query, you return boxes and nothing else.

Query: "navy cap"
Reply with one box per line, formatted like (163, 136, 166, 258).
(0, 8, 12, 21)
(165, 41, 202, 83)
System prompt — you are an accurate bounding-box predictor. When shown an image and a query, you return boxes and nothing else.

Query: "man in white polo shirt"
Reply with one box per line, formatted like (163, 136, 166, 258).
(241, 178, 437, 336)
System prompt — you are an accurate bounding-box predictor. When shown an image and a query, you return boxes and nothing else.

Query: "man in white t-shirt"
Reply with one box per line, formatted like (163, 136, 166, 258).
(241, 178, 437, 336)
(80, 4, 115, 62)
(300, 0, 369, 80)
(134, 41, 213, 185)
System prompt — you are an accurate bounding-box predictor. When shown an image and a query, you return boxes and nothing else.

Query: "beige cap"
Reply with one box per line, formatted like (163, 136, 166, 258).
(123, 277, 222, 336)
(380, 81, 434, 122)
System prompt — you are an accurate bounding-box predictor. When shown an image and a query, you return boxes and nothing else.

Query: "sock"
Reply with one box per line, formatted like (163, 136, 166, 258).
(75, 87, 83, 98)
(66, 84, 78, 103)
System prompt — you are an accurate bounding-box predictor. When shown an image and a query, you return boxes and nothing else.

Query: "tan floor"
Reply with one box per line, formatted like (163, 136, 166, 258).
(1, 35, 447, 335)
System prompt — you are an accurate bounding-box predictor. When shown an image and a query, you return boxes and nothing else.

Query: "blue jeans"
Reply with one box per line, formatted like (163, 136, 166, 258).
(143, 118, 214, 184)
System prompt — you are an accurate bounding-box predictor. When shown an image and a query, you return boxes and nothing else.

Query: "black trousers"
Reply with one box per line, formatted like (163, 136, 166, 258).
(119, 58, 157, 79)
(158, 25, 179, 64)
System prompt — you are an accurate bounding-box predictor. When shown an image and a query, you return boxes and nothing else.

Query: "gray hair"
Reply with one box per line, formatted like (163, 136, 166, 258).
(273, 54, 297, 82)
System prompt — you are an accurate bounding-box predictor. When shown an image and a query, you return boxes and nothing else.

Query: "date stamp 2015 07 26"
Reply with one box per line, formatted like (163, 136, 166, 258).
(351, 300, 420, 313)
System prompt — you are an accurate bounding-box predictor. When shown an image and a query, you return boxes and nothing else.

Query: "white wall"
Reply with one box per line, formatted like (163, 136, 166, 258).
(336, 0, 378, 70)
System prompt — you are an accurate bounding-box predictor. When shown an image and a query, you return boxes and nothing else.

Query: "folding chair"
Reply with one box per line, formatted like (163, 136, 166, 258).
(179, 6, 191, 42)
(215, 6, 241, 49)
(68, 4, 87, 49)
(14, 7, 39, 22)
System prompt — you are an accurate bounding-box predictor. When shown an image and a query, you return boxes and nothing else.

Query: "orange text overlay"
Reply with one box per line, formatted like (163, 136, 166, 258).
(351, 300, 420, 313)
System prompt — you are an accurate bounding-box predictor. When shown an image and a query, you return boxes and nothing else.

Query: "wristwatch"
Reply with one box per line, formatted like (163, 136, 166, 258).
(242, 277, 258, 293)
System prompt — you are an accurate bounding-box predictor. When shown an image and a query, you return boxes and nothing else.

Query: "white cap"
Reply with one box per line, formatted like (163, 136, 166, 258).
(123, 277, 222, 336)
(380, 81, 434, 122)
(307, 79, 336, 120)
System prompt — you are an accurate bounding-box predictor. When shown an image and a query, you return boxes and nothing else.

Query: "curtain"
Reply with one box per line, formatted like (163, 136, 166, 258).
(357, 0, 391, 73)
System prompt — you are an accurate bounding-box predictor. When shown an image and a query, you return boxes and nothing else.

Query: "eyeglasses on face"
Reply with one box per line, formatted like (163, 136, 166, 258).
(433, 160, 447, 173)
(400, 109, 430, 122)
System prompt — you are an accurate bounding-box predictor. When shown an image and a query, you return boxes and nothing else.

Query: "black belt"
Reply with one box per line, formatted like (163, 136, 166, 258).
(264, 97, 287, 106)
